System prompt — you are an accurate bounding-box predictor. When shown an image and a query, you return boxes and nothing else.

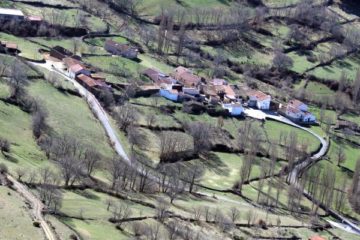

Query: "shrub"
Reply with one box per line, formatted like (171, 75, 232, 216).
(0, 163, 8, 174)
(0, 138, 10, 153)
(69, 234, 78, 240)
(33, 221, 40, 228)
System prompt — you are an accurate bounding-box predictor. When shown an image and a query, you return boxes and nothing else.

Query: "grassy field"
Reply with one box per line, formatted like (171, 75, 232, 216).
(197, 152, 283, 190)
(263, 120, 321, 153)
(0, 33, 44, 60)
(60, 189, 155, 219)
(0, 99, 48, 171)
(62, 218, 129, 240)
(0, 187, 45, 240)
(27, 80, 115, 158)
(30, 37, 108, 56)
(15, 3, 107, 32)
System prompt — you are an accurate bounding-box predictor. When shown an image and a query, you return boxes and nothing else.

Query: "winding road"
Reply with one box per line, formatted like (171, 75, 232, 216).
(31, 61, 360, 236)
(7, 175, 56, 240)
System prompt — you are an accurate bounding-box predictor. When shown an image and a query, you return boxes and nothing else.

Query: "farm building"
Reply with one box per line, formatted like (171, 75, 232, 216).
(247, 90, 271, 110)
(142, 68, 177, 86)
(104, 40, 138, 59)
(50, 46, 81, 61)
(0, 41, 19, 55)
(160, 89, 179, 102)
(222, 103, 244, 116)
(285, 99, 316, 123)
(67, 64, 91, 79)
(76, 74, 110, 90)
(172, 66, 202, 88)
(0, 8, 25, 21)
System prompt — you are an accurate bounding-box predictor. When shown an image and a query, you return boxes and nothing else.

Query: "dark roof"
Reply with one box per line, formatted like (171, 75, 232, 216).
(77, 74, 105, 88)
(105, 40, 137, 52)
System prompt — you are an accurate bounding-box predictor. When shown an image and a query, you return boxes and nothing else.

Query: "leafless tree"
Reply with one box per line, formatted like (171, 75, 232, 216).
(229, 207, 240, 224)
(39, 184, 63, 213)
(111, 202, 132, 228)
(192, 206, 203, 221)
(146, 113, 157, 127)
(159, 131, 193, 162)
(156, 197, 170, 222)
(57, 156, 84, 187)
(184, 164, 204, 194)
(127, 125, 147, 152)
(237, 152, 254, 193)
(82, 148, 101, 177)
(272, 51, 293, 72)
(0, 138, 10, 154)
(184, 122, 212, 155)
(114, 103, 139, 132)
(335, 146, 346, 167)
(15, 168, 26, 181)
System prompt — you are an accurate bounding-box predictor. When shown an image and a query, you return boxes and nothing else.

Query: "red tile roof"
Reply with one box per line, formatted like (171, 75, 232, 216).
(248, 90, 270, 101)
(105, 40, 137, 52)
(288, 99, 305, 109)
(5, 42, 17, 50)
(287, 106, 302, 114)
(221, 85, 236, 99)
(77, 74, 102, 88)
(63, 57, 82, 68)
(212, 78, 226, 86)
(173, 66, 201, 87)
(69, 64, 85, 73)
(309, 236, 326, 240)
(27, 15, 43, 21)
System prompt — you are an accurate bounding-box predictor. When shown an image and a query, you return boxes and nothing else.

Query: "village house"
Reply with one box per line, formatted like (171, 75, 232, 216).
(213, 79, 236, 101)
(76, 74, 110, 91)
(26, 15, 43, 22)
(160, 89, 179, 102)
(172, 66, 202, 88)
(104, 40, 138, 59)
(68, 64, 91, 79)
(0, 41, 19, 55)
(50, 46, 81, 61)
(247, 90, 271, 110)
(0, 8, 25, 21)
(142, 68, 177, 87)
(90, 73, 106, 81)
(285, 99, 316, 123)
(136, 85, 160, 97)
(222, 103, 244, 116)
(61, 57, 91, 79)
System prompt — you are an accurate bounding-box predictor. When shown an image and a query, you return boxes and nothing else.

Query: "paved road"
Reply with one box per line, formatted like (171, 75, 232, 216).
(245, 108, 360, 235)
(7, 175, 56, 240)
(32, 61, 360, 235)
(32, 61, 131, 164)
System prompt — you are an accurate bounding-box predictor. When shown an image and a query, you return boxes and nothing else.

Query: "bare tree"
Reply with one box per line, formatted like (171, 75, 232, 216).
(82, 148, 101, 177)
(184, 122, 212, 155)
(272, 51, 293, 72)
(57, 157, 84, 187)
(229, 207, 240, 224)
(15, 168, 26, 181)
(114, 103, 139, 132)
(156, 197, 170, 222)
(335, 146, 346, 167)
(159, 131, 193, 162)
(0, 138, 10, 154)
(110, 202, 132, 228)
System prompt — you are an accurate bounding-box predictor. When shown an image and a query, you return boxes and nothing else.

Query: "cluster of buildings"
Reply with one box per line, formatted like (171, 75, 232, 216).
(49, 46, 110, 92)
(142, 66, 316, 123)
(0, 8, 42, 22)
